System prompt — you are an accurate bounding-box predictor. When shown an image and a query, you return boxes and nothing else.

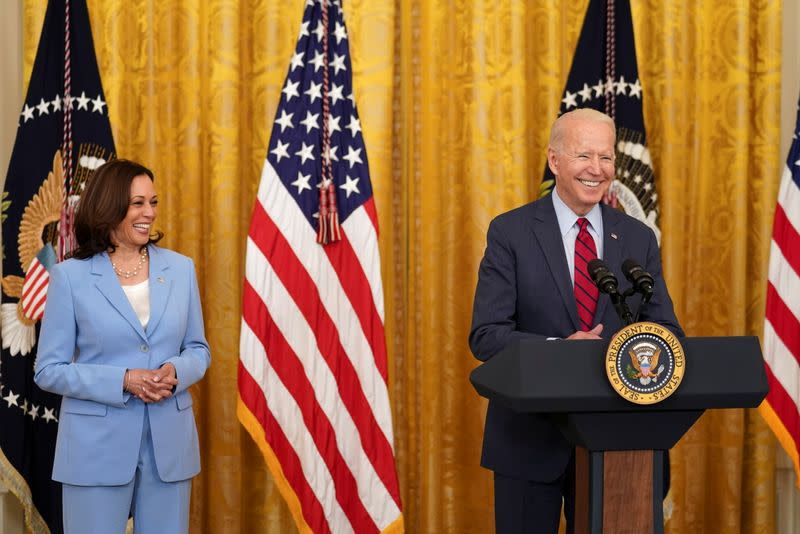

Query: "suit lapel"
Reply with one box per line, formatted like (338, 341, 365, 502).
(92, 253, 147, 341)
(146, 246, 172, 336)
(529, 200, 581, 332)
(596, 204, 622, 323)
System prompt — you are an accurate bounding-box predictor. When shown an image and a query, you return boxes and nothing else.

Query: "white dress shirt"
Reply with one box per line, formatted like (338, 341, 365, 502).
(121, 279, 150, 329)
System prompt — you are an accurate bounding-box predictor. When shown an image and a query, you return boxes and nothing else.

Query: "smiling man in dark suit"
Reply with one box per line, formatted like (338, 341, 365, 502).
(469, 108, 684, 534)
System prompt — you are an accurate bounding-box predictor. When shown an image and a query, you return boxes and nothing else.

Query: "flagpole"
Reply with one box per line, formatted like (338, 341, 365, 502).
(604, 0, 616, 119)
(59, 0, 74, 261)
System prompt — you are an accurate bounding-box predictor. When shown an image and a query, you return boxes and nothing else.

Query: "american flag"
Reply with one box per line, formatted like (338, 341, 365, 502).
(237, 1, 404, 533)
(541, 0, 661, 243)
(20, 244, 57, 323)
(760, 94, 800, 486)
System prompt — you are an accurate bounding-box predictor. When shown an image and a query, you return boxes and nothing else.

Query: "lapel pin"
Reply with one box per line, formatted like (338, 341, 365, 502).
(157, 276, 165, 283)
(611, 233, 618, 240)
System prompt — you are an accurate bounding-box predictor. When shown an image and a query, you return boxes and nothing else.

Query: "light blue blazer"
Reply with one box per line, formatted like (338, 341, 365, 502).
(34, 245, 210, 486)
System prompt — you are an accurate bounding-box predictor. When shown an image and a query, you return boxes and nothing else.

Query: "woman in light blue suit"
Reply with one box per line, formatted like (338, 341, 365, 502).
(34, 159, 211, 534)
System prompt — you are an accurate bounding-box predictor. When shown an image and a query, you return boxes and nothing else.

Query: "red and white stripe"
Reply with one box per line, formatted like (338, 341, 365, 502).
(239, 161, 402, 533)
(763, 162, 800, 477)
(21, 258, 50, 321)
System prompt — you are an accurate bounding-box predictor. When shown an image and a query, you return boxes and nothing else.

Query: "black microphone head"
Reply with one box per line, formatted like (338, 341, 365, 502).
(622, 258, 654, 292)
(587, 259, 607, 279)
(587, 259, 618, 294)
(621, 258, 641, 281)
(639, 274, 655, 292)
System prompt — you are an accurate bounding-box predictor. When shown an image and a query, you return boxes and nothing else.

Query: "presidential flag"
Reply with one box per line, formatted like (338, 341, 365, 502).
(759, 94, 800, 487)
(237, 1, 403, 533)
(541, 0, 661, 243)
(1, 1, 115, 531)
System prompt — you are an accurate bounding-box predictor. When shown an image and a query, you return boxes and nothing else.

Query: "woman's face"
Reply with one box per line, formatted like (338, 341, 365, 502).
(111, 174, 158, 250)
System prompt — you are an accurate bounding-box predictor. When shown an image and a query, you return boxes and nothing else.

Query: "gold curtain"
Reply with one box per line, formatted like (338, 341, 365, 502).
(22, 1, 781, 532)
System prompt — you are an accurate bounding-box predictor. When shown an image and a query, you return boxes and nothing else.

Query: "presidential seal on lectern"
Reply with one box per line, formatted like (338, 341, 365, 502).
(605, 321, 685, 405)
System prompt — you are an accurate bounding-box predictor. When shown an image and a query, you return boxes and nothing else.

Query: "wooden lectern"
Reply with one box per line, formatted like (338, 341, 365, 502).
(470, 336, 768, 534)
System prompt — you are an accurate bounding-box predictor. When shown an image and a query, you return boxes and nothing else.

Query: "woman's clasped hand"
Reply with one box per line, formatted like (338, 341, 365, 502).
(124, 363, 179, 403)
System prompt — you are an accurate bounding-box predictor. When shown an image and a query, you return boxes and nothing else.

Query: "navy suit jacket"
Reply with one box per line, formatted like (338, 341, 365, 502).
(469, 196, 684, 482)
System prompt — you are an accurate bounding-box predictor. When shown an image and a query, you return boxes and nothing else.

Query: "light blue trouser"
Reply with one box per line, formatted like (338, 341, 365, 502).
(62, 406, 192, 534)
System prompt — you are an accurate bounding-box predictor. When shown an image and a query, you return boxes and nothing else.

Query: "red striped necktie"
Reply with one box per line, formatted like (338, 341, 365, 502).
(574, 217, 599, 331)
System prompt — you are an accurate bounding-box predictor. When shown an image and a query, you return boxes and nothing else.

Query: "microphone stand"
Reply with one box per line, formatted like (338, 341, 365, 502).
(620, 287, 652, 324)
(589, 260, 651, 326)
(610, 289, 635, 326)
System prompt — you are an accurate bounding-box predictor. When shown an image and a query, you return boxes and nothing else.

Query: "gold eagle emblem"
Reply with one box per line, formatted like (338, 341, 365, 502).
(2, 151, 64, 327)
(627, 343, 664, 386)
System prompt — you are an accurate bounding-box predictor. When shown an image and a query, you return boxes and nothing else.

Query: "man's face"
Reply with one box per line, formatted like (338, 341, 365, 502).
(547, 118, 615, 215)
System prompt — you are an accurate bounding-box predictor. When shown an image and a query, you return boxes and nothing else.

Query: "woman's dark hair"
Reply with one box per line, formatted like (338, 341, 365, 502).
(71, 159, 164, 259)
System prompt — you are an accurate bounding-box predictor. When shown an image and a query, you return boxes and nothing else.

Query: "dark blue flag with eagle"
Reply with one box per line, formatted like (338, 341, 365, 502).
(541, 0, 661, 243)
(0, 1, 115, 531)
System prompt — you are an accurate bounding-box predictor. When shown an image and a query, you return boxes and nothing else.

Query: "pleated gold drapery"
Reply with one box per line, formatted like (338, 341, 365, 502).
(22, 1, 781, 532)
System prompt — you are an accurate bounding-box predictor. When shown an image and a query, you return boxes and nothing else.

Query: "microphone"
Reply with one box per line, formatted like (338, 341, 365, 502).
(587, 258, 635, 325)
(621, 259, 655, 295)
(587, 259, 619, 295)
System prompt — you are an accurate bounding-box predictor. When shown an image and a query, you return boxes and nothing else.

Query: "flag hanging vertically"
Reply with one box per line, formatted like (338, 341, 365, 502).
(1, 1, 115, 532)
(237, 1, 404, 533)
(759, 94, 800, 487)
(541, 0, 661, 243)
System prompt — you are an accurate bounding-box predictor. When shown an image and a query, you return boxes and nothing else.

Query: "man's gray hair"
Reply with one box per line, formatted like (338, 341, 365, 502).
(548, 108, 616, 152)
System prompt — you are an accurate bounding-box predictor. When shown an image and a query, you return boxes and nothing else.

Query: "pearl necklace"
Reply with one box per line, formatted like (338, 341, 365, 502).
(111, 248, 149, 279)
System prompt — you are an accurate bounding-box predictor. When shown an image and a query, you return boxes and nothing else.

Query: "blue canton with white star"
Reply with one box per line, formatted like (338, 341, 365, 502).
(268, 0, 372, 229)
(789, 101, 800, 189)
